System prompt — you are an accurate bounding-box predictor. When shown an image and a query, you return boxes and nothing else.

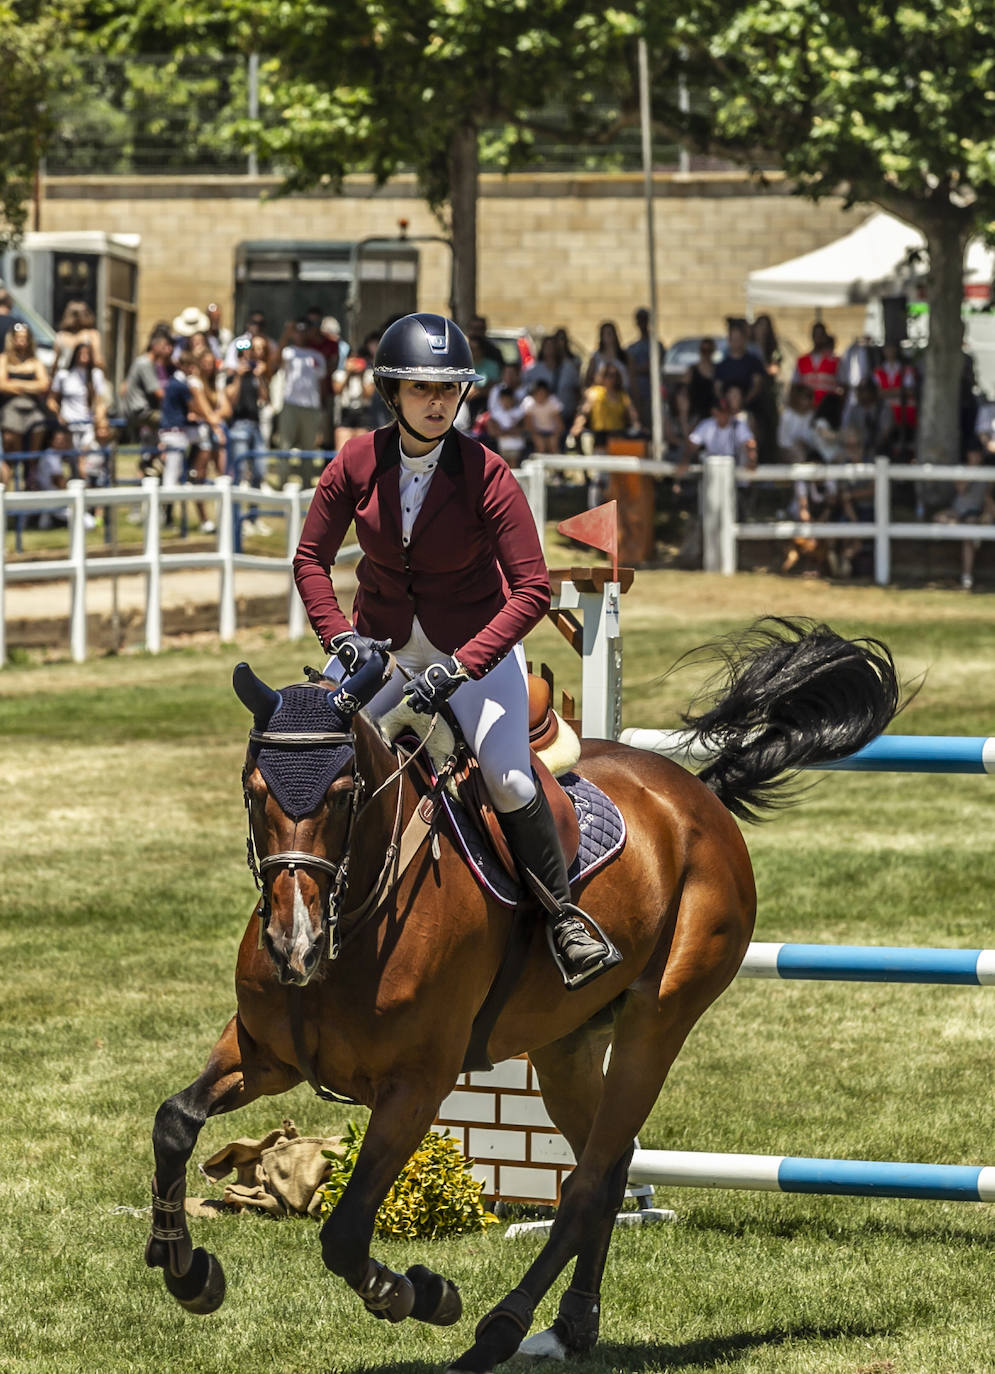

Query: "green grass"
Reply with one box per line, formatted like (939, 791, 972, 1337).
(5, 573, 995, 1371)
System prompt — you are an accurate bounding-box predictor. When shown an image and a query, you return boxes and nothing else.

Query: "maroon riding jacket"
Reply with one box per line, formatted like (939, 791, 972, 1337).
(292, 425, 551, 679)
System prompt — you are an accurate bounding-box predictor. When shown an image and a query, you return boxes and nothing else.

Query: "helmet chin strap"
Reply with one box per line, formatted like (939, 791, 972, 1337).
(394, 408, 443, 446)
(391, 381, 474, 446)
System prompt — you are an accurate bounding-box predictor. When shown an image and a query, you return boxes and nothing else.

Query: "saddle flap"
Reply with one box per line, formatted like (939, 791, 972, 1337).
(453, 750, 580, 883)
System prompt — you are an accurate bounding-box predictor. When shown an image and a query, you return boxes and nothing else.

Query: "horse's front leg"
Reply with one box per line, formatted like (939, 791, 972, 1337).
(146, 1012, 299, 1313)
(319, 1079, 463, 1327)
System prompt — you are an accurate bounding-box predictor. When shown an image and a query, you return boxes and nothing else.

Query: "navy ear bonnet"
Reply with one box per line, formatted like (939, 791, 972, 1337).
(251, 685, 354, 820)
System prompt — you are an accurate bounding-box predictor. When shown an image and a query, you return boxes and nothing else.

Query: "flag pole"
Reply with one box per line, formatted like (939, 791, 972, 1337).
(638, 37, 664, 467)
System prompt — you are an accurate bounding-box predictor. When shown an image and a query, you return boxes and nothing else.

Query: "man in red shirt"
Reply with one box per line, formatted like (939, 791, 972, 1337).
(794, 322, 841, 413)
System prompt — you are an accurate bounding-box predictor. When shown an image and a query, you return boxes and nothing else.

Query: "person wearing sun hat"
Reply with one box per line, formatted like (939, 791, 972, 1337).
(172, 306, 211, 340)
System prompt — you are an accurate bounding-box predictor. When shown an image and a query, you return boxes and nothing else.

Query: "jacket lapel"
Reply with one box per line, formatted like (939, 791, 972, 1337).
(373, 425, 403, 542)
(409, 430, 463, 545)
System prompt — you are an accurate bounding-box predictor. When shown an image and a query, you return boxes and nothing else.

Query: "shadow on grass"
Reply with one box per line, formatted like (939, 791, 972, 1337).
(597, 1322, 889, 1370)
(324, 1323, 890, 1374)
(324, 1364, 441, 1374)
(688, 1208, 995, 1247)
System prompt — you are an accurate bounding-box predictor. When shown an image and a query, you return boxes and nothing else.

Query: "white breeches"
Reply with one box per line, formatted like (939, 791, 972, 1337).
(325, 617, 536, 813)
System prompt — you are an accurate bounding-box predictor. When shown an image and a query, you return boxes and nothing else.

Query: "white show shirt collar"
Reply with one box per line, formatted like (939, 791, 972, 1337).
(398, 439, 444, 545)
(399, 438, 444, 473)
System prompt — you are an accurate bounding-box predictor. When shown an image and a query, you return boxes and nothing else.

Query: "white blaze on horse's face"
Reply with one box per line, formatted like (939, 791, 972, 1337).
(264, 855, 329, 987)
(251, 776, 358, 988)
(289, 872, 317, 981)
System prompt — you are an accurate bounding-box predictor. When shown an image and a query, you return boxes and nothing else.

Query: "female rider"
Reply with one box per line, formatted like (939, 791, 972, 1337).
(293, 313, 619, 989)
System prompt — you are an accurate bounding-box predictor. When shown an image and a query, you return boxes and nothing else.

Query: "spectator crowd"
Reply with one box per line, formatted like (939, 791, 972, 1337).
(2, 290, 992, 583)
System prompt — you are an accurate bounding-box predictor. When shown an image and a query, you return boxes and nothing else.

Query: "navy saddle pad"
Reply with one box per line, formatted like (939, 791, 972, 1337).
(441, 771, 626, 908)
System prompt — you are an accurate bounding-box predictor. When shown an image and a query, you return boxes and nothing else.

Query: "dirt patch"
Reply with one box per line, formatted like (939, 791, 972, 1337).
(5, 592, 294, 655)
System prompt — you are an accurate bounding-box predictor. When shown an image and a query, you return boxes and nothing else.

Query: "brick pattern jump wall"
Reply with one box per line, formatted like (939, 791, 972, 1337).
(435, 1055, 575, 1205)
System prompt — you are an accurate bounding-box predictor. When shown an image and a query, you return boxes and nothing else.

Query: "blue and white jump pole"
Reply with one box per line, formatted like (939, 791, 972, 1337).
(613, 727, 995, 1206)
(625, 946, 995, 1201)
(738, 942, 995, 985)
(619, 729, 995, 775)
(628, 1150, 995, 1202)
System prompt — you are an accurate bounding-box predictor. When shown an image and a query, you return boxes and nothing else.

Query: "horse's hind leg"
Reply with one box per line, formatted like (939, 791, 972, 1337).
(449, 880, 751, 1372)
(519, 1021, 621, 1360)
(146, 1012, 300, 1313)
(448, 1000, 701, 1373)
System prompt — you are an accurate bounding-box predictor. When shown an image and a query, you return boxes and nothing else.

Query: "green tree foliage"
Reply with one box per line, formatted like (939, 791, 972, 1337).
(82, 0, 646, 320)
(0, 1, 63, 246)
(647, 0, 995, 459)
(47, 0, 995, 461)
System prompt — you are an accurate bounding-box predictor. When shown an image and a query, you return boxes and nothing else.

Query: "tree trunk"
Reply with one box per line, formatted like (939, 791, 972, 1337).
(447, 123, 478, 327)
(917, 212, 972, 464)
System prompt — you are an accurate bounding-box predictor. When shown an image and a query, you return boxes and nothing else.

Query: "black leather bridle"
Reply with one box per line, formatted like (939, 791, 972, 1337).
(242, 697, 429, 963)
(243, 719, 362, 961)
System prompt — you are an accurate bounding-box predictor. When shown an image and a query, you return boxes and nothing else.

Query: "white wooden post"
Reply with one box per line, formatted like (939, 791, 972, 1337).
(702, 454, 736, 574)
(68, 479, 88, 662)
(0, 484, 6, 667)
(143, 476, 162, 653)
(874, 456, 891, 586)
(719, 456, 737, 575)
(285, 480, 307, 640)
(581, 580, 622, 740)
(217, 475, 236, 641)
(518, 460, 548, 551)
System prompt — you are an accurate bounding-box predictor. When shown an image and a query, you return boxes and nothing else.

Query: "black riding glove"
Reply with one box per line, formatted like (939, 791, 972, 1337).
(328, 631, 392, 677)
(403, 656, 469, 715)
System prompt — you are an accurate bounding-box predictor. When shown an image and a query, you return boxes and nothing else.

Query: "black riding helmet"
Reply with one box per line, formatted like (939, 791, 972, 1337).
(373, 313, 483, 444)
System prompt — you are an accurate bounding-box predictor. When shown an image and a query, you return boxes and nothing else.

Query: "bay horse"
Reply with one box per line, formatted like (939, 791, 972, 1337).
(145, 617, 901, 1371)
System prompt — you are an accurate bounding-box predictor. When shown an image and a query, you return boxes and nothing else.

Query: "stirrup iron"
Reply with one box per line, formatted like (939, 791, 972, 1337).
(545, 904, 622, 991)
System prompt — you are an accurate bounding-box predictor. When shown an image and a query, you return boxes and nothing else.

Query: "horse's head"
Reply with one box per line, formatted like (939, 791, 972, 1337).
(233, 656, 387, 987)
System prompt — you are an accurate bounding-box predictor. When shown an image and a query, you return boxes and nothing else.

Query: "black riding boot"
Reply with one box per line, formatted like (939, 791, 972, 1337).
(499, 785, 621, 990)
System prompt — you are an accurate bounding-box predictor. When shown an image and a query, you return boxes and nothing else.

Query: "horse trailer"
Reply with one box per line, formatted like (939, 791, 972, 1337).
(0, 231, 140, 396)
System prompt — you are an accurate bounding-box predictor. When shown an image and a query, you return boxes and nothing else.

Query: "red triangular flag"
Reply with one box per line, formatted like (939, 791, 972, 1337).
(556, 501, 619, 581)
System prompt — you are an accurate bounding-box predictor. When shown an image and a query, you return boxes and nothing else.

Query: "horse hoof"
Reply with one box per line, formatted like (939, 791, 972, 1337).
(407, 1264, 462, 1326)
(517, 1327, 568, 1361)
(163, 1247, 226, 1314)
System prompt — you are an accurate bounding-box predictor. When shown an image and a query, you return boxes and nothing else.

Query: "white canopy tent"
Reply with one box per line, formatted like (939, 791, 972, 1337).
(746, 211, 994, 310)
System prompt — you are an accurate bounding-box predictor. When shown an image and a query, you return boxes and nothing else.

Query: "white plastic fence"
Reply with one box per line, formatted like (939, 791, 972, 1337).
(519, 452, 995, 584)
(8, 451, 986, 669)
(1, 475, 623, 741)
(0, 475, 358, 665)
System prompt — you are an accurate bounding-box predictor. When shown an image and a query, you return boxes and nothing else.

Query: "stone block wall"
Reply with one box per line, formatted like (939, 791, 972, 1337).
(40, 170, 869, 362)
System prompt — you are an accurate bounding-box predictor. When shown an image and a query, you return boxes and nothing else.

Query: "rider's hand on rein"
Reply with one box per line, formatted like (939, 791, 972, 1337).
(329, 631, 393, 677)
(402, 656, 469, 715)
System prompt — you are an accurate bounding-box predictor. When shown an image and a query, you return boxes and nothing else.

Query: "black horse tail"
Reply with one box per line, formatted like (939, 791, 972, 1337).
(679, 616, 903, 822)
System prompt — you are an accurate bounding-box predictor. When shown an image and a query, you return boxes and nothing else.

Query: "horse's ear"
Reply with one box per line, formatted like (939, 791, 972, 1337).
(233, 662, 281, 724)
(327, 651, 389, 718)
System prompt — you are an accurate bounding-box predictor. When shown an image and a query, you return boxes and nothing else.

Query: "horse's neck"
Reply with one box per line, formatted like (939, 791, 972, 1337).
(355, 712, 397, 791)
